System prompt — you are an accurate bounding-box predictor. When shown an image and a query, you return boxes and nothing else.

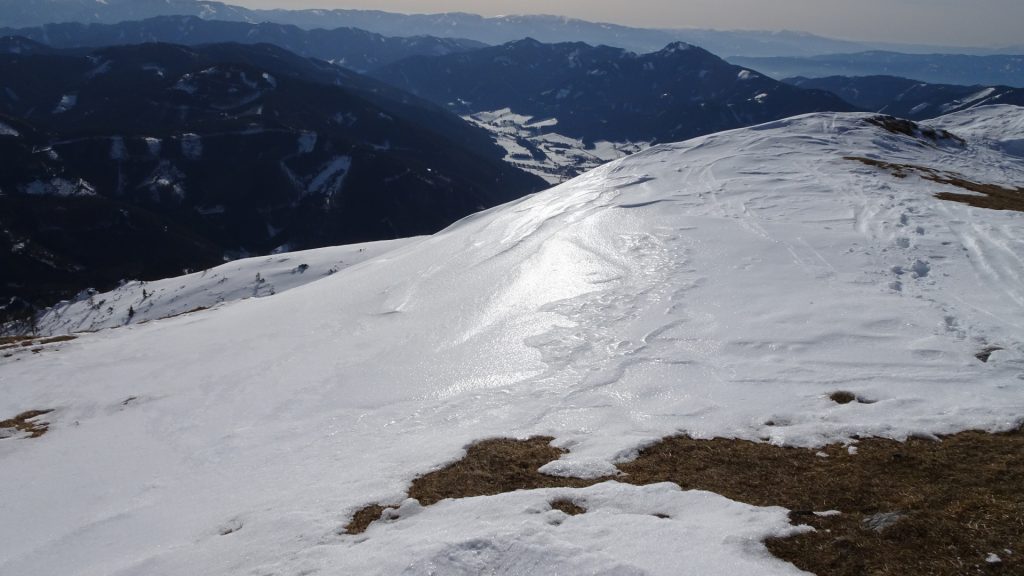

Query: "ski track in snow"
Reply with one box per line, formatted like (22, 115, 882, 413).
(1, 107, 1023, 575)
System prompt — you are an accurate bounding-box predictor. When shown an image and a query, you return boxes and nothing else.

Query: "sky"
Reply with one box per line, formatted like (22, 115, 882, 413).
(231, 0, 1024, 47)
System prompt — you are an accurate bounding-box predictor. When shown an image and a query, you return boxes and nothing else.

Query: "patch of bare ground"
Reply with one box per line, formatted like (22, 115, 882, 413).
(0, 335, 77, 355)
(620, 429, 1024, 576)
(865, 115, 965, 145)
(345, 437, 600, 533)
(346, 429, 1023, 575)
(846, 156, 1024, 213)
(146, 307, 209, 324)
(549, 498, 586, 516)
(0, 409, 55, 439)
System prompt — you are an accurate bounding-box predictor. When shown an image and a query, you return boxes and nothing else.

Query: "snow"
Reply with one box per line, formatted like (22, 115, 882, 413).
(296, 131, 317, 154)
(180, 133, 202, 159)
(144, 137, 162, 156)
(19, 178, 95, 197)
(31, 239, 417, 336)
(1, 107, 1023, 575)
(929, 104, 1024, 158)
(305, 156, 352, 199)
(343, 482, 807, 576)
(0, 121, 18, 137)
(466, 108, 647, 183)
(52, 93, 77, 114)
(737, 69, 755, 80)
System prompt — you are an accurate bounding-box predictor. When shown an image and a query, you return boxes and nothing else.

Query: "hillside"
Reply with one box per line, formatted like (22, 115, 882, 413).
(373, 39, 858, 181)
(786, 75, 1024, 119)
(730, 51, 1024, 87)
(0, 41, 544, 314)
(1, 106, 1021, 575)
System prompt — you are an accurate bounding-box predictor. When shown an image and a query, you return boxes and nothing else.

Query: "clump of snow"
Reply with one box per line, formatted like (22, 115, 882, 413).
(173, 74, 197, 94)
(19, 178, 95, 197)
(538, 458, 621, 479)
(308, 156, 352, 198)
(52, 93, 77, 114)
(180, 133, 202, 160)
(297, 131, 317, 154)
(863, 511, 905, 532)
(737, 69, 755, 80)
(144, 137, 162, 156)
(0, 121, 19, 137)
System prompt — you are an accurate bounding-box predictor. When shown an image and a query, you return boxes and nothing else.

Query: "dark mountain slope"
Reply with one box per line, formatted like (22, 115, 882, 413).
(730, 52, 1024, 88)
(0, 42, 545, 316)
(372, 39, 859, 144)
(785, 75, 1024, 120)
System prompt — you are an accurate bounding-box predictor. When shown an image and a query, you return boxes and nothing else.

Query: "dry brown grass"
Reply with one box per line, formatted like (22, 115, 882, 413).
(344, 429, 1023, 575)
(846, 156, 1024, 213)
(549, 498, 587, 516)
(620, 430, 1023, 576)
(407, 437, 596, 506)
(344, 504, 391, 535)
(0, 409, 55, 439)
(0, 334, 77, 353)
(345, 437, 599, 534)
(829, 391, 857, 405)
(865, 116, 965, 145)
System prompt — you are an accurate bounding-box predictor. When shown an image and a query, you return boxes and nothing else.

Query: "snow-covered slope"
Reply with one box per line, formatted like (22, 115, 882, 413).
(28, 238, 417, 336)
(928, 104, 1024, 157)
(1, 107, 1022, 575)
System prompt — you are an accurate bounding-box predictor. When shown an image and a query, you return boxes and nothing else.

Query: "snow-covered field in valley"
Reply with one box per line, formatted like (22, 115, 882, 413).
(1, 106, 1022, 575)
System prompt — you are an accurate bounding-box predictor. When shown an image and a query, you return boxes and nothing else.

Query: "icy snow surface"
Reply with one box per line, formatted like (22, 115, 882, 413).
(1, 108, 1023, 575)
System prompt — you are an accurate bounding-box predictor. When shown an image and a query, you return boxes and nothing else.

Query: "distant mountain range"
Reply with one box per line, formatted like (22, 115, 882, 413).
(370, 39, 857, 182)
(0, 0, 1016, 58)
(372, 39, 857, 145)
(730, 52, 1024, 88)
(0, 41, 544, 315)
(0, 16, 485, 72)
(786, 76, 1024, 120)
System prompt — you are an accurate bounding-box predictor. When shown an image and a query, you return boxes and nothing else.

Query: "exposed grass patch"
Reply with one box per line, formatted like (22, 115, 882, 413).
(156, 306, 210, 322)
(0, 409, 55, 439)
(846, 156, 1024, 213)
(0, 334, 77, 353)
(407, 437, 596, 506)
(549, 498, 587, 516)
(830, 391, 857, 405)
(976, 347, 1004, 363)
(621, 430, 1024, 576)
(345, 429, 1023, 575)
(344, 504, 391, 535)
(864, 115, 965, 145)
(344, 437, 597, 534)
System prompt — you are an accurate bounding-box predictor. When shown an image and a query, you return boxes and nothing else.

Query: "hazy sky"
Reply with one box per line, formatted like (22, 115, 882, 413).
(231, 0, 1024, 47)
